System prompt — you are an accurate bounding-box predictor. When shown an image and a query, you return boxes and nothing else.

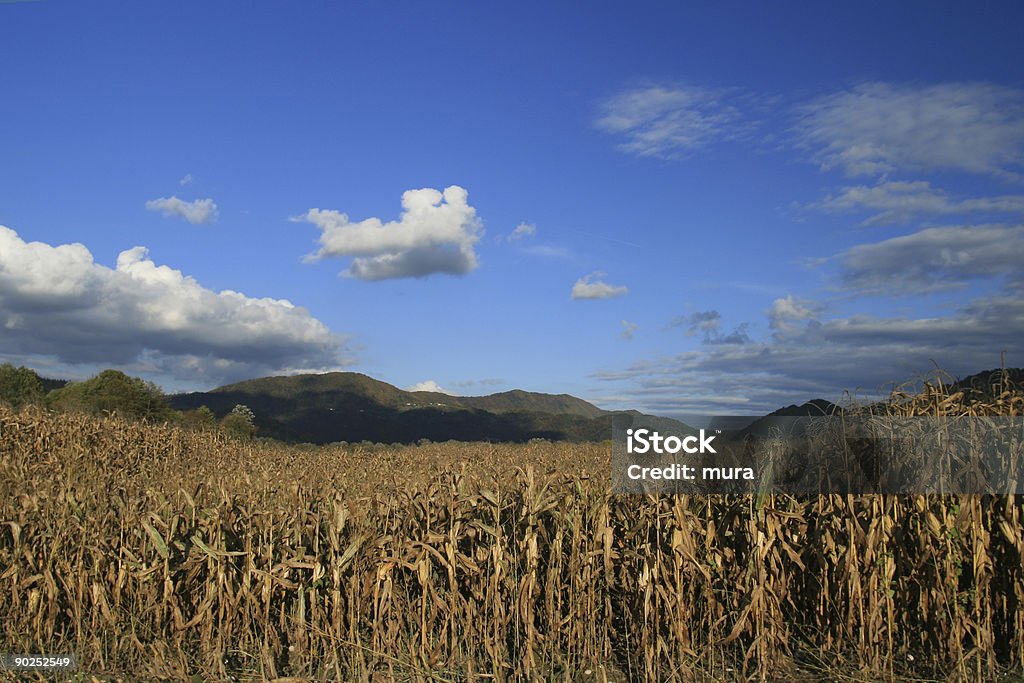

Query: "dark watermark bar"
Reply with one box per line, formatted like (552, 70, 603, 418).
(611, 414, 1024, 495)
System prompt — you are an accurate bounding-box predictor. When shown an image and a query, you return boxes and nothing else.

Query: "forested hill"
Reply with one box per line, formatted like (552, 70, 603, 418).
(8, 365, 1017, 445)
(204, 373, 605, 418)
(169, 371, 689, 444)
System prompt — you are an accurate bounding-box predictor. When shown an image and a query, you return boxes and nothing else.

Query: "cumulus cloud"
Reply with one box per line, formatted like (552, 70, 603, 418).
(797, 82, 1024, 178)
(298, 185, 482, 281)
(571, 272, 628, 300)
(508, 222, 536, 241)
(596, 84, 742, 159)
(0, 226, 346, 384)
(407, 380, 452, 394)
(179, 174, 194, 187)
(768, 295, 824, 339)
(839, 224, 1024, 295)
(620, 320, 638, 340)
(810, 181, 1024, 226)
(145, 196, 218, 224)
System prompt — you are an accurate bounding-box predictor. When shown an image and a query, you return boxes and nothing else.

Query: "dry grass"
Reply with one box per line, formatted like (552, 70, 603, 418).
(1, 371, 1023, 681)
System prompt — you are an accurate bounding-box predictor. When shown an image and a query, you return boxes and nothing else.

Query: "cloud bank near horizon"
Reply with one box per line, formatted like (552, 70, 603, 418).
(0, 225, 347, 384)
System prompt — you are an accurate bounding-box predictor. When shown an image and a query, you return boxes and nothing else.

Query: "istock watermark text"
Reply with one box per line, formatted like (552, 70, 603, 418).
(625, 428, 718, 455)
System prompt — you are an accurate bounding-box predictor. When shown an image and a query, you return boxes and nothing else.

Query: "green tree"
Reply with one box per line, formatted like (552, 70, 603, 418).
(47, 369, 174, 422)
(180, 405, 217, 430)
(0, 363, 45, 409)
(230, 404, 256, 423)
(220, 403, 256, 439)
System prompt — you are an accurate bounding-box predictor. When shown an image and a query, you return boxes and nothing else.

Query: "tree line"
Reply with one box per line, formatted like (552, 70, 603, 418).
(0, 363, 256, 439)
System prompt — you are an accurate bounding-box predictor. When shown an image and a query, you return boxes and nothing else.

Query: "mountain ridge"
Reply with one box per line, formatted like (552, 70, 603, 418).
(206, 372, 607, 418)
(165, 366, 1022, 444)
(170, 371, 685, 444)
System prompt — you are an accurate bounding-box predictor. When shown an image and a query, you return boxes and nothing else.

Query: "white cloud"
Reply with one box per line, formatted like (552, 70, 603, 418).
(179, 173, 194, 187)
(0, 225, 346, 383)
(298, 185, 482, 281)
(811, 181, 1024, 226)
(620, 320, 638, 340)
(768, 295, 824, 339)
(407, 380, 451, 394)
(508, 222, 536, 241)
(571, 272, 628, 300)
(839, 224, 1024, 294)
(145, 196, 218, 224)
(797, 82, 1024, 178)
(596, 84, 742, 159)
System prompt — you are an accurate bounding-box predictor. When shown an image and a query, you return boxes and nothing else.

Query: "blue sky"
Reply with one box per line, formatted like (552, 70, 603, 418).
(2, 1, 1023, 415)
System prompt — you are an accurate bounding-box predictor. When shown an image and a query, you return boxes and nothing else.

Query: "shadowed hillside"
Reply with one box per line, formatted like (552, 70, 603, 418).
(170, 371, 690, 444)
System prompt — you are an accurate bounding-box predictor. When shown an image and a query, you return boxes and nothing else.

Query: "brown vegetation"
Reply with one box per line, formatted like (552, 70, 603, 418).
(1, 372, 1023, 681)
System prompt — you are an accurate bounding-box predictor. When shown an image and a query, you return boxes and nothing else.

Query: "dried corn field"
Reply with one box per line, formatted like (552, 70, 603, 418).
(2, 376, 1024, 682)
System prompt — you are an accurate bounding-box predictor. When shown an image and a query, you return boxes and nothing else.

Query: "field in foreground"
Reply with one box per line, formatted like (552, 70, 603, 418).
(2, 376, 1024, 682)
